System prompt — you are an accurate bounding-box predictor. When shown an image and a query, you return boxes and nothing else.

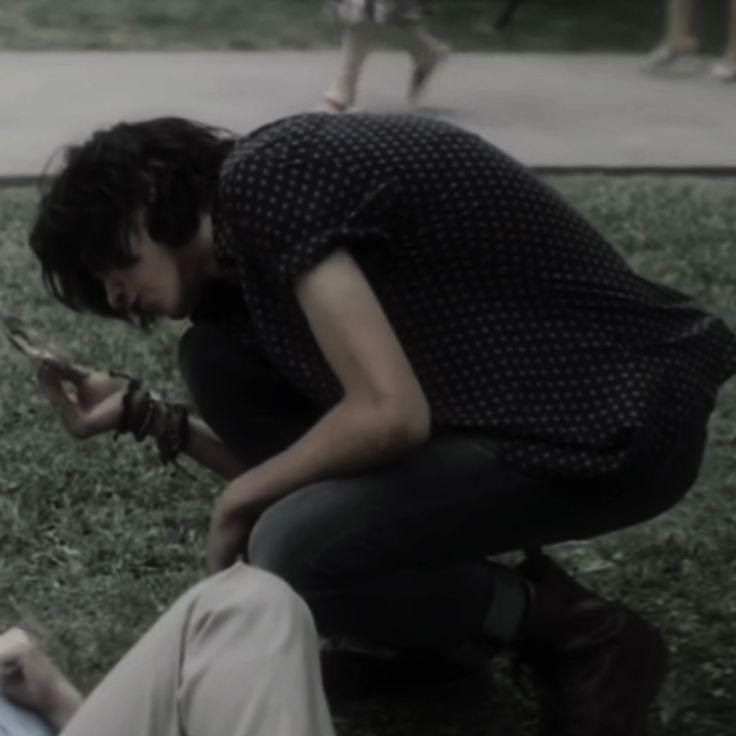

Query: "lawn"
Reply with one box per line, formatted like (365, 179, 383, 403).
(0, 0, 729, 53)
(1, 176, 735, 735)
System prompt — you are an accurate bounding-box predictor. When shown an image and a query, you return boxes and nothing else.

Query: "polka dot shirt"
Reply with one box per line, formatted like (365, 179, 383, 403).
(209, 113, 736, 478)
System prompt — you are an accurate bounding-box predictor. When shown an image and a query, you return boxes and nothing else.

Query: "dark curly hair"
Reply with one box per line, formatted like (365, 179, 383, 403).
(29, 117, 235, 319)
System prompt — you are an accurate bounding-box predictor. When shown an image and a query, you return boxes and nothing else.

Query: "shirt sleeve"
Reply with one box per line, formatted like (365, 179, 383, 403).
(221, 145, 400, 288)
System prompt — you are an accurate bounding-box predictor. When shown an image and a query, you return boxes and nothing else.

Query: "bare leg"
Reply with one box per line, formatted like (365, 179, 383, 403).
(645, 0, 699, 68)
(728, 0, 736, 60)
(323, 23, 372, 111)
(666, 0, 698, 49)
(3, 566, 335, 736)
(402, 23, 450, 104)
(712, 0, 736, 79)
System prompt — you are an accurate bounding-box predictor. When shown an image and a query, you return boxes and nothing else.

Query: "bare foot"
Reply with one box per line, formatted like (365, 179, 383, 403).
(0, 628, 83, 731)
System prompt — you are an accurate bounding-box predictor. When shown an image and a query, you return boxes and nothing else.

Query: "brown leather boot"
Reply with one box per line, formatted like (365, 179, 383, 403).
(514, 553, 667, 736)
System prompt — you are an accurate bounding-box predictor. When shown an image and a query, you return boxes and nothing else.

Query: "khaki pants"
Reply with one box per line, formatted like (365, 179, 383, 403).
(62, 564, 335, 736)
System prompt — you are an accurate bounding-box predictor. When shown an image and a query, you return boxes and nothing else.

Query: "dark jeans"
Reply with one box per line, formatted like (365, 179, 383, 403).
(179, 324, 711, 649)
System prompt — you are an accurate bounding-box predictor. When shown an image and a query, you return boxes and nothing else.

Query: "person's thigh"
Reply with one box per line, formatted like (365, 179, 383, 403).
(60, 574, 207, 736)
(63, 565, 334, 736)
(248, 418, 707, 591)
(248, 434, 558, 589)
(0, 695, 53, 736)
(178, 565, 335, 736)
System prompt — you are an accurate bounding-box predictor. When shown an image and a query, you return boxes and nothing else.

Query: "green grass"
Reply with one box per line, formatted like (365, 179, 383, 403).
(1, 176, 735, 734)
(0, 0, 729, 52)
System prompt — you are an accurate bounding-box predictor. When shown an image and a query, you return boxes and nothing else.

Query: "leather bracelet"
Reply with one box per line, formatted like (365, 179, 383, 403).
(114, 379, 142, 439)
(114, 379, 190, 467)
(155, 402, 190, 464)
(128, 387, 152, 441)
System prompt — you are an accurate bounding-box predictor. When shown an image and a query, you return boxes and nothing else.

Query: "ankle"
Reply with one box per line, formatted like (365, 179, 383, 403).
(669, 35, 698, 53)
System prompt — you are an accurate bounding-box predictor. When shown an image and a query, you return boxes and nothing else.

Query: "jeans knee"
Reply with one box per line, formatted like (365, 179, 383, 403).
(248, 507, 305, 587)
(248, 491, 337, 592)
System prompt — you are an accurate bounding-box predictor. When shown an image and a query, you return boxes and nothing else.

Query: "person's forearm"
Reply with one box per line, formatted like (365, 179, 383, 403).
(229, 397, 429, 511)
(101, 387, 246, 480)
(183, 416, 247, 481)
(46, 681, 84, 733)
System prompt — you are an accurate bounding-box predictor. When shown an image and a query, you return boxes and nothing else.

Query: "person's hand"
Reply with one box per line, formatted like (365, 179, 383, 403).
(207, 478, 263, 572)
(50, 363, 129, 407)
(0, 629, 82, 730)
(36, 362, 129, 439)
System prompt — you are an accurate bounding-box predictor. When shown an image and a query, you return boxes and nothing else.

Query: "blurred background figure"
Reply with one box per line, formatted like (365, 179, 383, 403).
(323, 0, 450, 111)
(645, 0, 736, 80)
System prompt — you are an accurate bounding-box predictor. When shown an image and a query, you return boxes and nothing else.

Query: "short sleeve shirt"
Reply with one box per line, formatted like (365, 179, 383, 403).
(210, 113, 736, 478)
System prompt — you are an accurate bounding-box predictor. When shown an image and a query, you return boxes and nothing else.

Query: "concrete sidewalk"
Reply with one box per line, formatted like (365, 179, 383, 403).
(1, 51, 735, 179)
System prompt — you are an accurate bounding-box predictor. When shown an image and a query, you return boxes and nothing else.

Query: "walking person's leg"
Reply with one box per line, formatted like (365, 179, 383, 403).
(645, 0, 699, 68)
(322, 2, 448, 110)
(401, 21, 450, 104)
(1, 566, 335, 736)
(323, 22, 373, 112)
(712, 0, 736, 79)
